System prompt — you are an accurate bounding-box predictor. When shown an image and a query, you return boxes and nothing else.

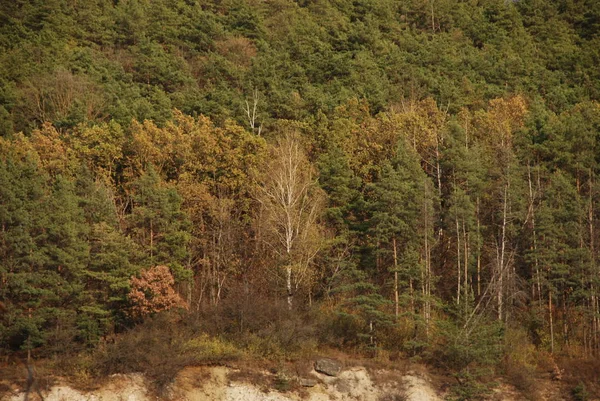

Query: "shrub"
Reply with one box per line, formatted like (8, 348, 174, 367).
(127, 265, 188, 319)
(94, 313, 239, 390)
(379, 393, 407, 401)
(501, 328, 540, 400)
(273, 373, 291, 392)
(572, 383, 589, 401)
(448, 373, 494, 401)
(182, 334, 241, 363)
(431, 315, 503, 401)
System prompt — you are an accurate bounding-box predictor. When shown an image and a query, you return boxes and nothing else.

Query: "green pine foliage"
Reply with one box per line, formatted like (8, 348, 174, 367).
(127, 166, 191, 281)
(2, 2, 600, 396)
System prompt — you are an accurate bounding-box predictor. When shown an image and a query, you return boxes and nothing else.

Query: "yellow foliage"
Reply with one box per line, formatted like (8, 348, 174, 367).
(504, 327, 538, 370)
(183, 334, 241, 361)
(474, 95, 528, 148)
(389, 97, 448, 174)
(331, 98, 411, 182)
(31, 122, 80, 176)
(70, 121, 124, 183)
(127, 110, 266, 194)
(1, 123, 79, 177)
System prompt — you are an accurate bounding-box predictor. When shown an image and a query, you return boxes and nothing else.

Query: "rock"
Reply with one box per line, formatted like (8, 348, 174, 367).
(298, 378, 318, 387)
(335, 379, 351, 393)
(314, 358, 342, 377)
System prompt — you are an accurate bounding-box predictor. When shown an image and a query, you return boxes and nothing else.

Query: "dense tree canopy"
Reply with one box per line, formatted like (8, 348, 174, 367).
(1, 0, 600, 397)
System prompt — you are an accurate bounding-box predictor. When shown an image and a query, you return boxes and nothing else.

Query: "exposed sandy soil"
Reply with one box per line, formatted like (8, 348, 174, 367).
(4, 364, 444, 401)
(4, 360, 587, 401)
(2, 373, 149, 401)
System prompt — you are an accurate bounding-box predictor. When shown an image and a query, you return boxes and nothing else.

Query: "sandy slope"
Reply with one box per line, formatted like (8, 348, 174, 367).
(5, 365, 444, 401)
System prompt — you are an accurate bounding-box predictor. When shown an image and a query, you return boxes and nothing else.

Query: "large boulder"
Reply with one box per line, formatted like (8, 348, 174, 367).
(314, 358, 343, 377)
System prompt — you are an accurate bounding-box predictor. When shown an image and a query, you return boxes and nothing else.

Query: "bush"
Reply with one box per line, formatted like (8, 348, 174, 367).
(92, 312, 241, 391)
(572, 383, 589, 401)
(503, 358, 538, 400)
(190, 289, 320, 360)
(432, 318, 503, 373)
(501, 328, 540, 400)
(273, 372, 291, 392)
(448, 373, 494, 401)
(182, 334, 241, 362)
(431, 316, 503, 401)
(379, 393, 407, 401)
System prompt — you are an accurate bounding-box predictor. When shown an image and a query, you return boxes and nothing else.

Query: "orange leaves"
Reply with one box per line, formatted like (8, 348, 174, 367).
(3, 122, 79, 177)
(214, 36, 257, 68)
(389, 97, 448, 177)
(127, 110, 224, 180)
(128, 113, 197, 179)
(127, 265, 188, 319)
(329, 97, 448, 182)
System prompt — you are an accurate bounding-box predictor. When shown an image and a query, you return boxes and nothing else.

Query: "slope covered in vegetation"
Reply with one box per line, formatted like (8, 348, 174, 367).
(1, 0, 600, 398)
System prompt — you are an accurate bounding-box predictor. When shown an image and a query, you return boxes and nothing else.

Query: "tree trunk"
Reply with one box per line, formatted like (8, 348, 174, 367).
(528, 163, 542, 304)
(287, 265, 293, 310)
(498, 183, 509, 322)
(423, 182, 432, 338)
(549, 289, 555, 354)
(463, 219, 469, 303)
(476, 197, 481, 297)
(456, 212, 461, 305)
(393, 237, 399, 319)
(150, 219, 154, 264)
(589, 171, 598, 354)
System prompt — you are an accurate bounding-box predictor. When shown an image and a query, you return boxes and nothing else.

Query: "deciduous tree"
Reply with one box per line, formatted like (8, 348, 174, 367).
(256, 132, 324, 308)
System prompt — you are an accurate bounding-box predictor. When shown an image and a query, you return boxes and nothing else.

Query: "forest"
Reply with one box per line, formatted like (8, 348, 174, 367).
(1, 0, 600, 399)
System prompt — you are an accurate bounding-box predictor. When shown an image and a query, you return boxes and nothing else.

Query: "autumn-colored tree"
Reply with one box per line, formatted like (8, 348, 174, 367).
(390, 97, 448, 192)
(16, 69, 105, 130)
(256, 132, 324, 308)
(127, 265, 188, 319)
(70, 121, 125, 184)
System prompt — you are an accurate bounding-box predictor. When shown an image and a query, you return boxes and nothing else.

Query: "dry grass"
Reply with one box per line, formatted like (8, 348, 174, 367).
(0, 359, 56, 399)
(559, 356, 600, 399)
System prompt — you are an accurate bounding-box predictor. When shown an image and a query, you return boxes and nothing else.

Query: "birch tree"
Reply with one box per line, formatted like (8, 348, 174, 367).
(257, 132, 324, 308)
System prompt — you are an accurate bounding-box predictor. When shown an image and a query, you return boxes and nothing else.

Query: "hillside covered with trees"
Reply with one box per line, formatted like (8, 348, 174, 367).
(2, 0, 600, 398)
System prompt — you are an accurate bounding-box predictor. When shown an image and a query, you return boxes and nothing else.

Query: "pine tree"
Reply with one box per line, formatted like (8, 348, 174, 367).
(0, 150, 94, 353)
(317, 143, 364, 299)
(0, 153, 48, 353)
(76, 169, 140, 335)
(127, 166, 191, 281)
(367, 139, 428, 342)
(535, 170, 587, 353)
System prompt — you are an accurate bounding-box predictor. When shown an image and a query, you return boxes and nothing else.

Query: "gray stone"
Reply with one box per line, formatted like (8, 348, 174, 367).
(314, 358, 342, 377)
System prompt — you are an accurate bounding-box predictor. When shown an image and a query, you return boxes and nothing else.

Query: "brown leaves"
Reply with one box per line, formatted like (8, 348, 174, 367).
(214, 36, 257, 68)
(127, 265, 188, 319)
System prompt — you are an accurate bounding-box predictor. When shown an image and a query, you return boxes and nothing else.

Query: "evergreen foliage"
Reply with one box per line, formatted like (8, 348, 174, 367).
(2, 0, 600, 394)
